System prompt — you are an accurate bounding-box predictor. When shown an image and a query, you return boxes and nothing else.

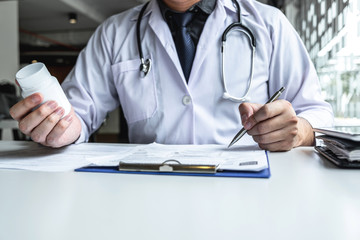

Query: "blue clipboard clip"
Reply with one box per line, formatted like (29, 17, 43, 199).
(118, 159, 217, 173)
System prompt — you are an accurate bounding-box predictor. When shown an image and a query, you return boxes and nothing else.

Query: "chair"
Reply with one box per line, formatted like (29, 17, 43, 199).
(0, 82, 26, 140)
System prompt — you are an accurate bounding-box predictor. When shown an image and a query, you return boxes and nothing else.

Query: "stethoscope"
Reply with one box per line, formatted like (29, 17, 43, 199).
(136, 0, 256, 103)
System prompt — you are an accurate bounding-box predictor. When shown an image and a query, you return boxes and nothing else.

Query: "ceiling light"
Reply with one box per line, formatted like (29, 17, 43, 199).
(68, 13, 77, 24)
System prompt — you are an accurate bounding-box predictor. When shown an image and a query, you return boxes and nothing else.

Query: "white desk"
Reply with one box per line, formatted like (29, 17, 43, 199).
(0, 141, 359, 240)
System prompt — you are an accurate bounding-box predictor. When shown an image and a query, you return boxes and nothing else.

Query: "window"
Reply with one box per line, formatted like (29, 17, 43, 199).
(297, 0, 360, 125)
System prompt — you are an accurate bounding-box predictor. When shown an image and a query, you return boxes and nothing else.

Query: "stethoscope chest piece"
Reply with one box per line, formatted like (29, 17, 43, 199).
(140, 58, 152, 77)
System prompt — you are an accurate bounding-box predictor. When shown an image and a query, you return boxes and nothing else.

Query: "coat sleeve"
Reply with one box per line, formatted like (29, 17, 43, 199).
(267, 9, 334, 128)
(61, 17, 119, 143)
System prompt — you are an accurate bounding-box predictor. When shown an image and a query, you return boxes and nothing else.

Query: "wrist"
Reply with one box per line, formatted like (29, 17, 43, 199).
(296, 117, 315, 147)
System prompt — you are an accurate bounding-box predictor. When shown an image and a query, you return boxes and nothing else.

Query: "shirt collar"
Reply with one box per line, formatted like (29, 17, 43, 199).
(221, 0, 250, 16)
(157, 0, 216, 18)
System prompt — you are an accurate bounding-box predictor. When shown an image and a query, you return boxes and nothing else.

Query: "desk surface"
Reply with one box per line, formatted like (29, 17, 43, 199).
(0, 141, 359, 240)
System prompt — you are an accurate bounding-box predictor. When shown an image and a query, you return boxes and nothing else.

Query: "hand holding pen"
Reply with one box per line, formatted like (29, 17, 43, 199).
(228, 87, 285, 148)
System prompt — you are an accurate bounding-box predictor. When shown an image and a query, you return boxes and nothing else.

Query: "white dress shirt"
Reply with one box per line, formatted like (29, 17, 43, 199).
(61, 0, 334, 145)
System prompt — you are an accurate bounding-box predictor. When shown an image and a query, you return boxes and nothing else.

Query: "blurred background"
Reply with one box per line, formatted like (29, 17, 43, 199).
(0, 0, 359, 141)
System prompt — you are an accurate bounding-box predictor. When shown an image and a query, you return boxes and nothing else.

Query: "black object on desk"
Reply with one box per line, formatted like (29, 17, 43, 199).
(315, 129, 360, 169)
(315, 146, 360, 169)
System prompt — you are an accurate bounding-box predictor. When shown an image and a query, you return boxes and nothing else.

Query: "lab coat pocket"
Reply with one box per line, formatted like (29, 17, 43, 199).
(111, 57, 158, 124)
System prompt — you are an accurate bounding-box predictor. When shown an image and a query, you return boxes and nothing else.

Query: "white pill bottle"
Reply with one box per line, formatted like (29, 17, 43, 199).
(15, 62, 71, 117)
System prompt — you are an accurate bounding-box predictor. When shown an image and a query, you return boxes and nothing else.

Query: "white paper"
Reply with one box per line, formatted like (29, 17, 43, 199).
(0, 142, 135, 172)
(0, 142, 268, 172)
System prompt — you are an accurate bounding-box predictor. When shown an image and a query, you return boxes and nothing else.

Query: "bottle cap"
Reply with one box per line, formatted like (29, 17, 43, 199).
(16, 62, 51, 90)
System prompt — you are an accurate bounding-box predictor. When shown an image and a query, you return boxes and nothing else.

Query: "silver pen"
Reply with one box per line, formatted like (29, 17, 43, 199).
(228, 87, 285, 148)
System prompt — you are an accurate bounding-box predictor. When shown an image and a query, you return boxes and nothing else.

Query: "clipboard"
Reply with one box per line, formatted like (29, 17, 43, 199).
(75, 152, 271, 178)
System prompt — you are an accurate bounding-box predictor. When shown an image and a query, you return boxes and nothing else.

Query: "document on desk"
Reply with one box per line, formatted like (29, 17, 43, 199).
(88, 143, 268, 172)
(0, 141, 268, 174)
(0, 141, 136, 172)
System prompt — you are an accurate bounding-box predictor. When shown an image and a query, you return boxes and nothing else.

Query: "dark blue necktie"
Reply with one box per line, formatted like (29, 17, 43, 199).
(172, 12, 195, 81)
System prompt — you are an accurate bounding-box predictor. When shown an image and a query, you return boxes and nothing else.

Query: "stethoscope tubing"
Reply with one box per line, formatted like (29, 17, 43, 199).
(136, 0, 256, 102)
(222, 39, 255, 102)
(221, 0, 256, 102)
(137, 2, 152, 76)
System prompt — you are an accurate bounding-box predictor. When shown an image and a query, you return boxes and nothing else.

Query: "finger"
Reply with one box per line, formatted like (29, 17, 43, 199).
(9, 93, 43, 121)
(247, 110, 298, 136)
(30, 107, 65, 144)
(251, 125, 298, 145)
(18, 100, 58, 135)
(244, 100, 290, 130)
(45, 114, 74, 147)
(238, 102, 262, 125)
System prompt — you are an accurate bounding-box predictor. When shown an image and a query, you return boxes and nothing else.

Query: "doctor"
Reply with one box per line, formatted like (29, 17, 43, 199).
(10, 0, 333, 151)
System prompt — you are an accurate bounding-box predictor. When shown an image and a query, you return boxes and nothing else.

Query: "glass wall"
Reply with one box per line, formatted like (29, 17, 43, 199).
(297, 0, 360, 125)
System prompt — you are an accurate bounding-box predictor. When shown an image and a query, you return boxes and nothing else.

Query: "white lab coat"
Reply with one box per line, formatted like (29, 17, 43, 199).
(62, 0, 333, 145)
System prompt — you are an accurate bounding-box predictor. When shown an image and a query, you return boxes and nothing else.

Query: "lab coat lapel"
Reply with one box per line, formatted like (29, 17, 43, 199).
(189, 1, 227, 85)
(147, 0, 185, 83)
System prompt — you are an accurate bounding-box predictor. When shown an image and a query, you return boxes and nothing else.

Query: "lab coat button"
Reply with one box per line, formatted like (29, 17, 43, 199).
(182, 95, 192, 105)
